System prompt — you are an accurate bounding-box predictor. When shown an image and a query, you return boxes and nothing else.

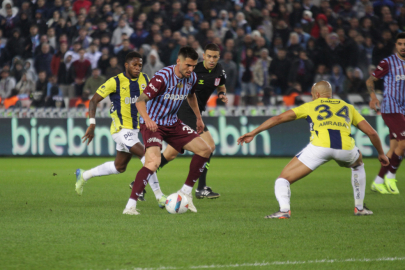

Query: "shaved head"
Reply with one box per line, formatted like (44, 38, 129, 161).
(311, 81, 332, 100)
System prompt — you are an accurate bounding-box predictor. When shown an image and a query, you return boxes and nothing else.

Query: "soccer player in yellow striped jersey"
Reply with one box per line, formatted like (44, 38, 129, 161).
(75, 52, 167, 208)
(238, 81, 389, 219)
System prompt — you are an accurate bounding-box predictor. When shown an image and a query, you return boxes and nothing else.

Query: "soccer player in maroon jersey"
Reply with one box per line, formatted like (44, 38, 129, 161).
(123, 47, 212, 215)
(366, 32, 405, 195)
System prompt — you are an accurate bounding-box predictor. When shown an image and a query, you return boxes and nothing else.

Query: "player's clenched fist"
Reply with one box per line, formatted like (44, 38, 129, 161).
(196, 118, 204, 134)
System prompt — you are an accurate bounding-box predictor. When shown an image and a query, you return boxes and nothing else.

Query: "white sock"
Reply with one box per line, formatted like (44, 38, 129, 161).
(374, 175, 384, 184)
(125, 198, 137, 209)
(352, 163, 366, 210)
(274, 178, 291, 212)
(386, 171, 396, 179)
(148, 173, 163, 200)
(181, 184, 193, 195)
(83, 161, 120, 181)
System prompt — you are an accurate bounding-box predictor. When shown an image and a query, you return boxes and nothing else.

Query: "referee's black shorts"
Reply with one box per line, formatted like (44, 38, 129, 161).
(177, 105, 209, 133)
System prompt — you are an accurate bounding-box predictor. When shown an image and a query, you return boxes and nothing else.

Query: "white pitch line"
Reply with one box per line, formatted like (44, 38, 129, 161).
(129, 257, 405, 270)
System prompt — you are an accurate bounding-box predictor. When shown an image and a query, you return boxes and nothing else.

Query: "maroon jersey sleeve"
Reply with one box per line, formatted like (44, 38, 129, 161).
(188, 73, 198, 95)
(372, 59, 389, 79)
(143, 75, 166, 100)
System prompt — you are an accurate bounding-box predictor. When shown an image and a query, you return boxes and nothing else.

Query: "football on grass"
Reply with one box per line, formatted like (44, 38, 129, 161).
(165, 193, 189, 214)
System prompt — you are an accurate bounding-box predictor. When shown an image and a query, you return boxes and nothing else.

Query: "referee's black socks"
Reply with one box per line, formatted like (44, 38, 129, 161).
(197, 153, 213, 190)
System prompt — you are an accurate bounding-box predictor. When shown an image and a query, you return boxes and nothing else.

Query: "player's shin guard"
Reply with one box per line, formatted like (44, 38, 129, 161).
(130, 167, 153, 201)
(274, 178, 291, 212)
(351, 163, 366, 210)
(387, 153, 403, 178)
(83, 161, 120, 181)
(182, 154, 209, 193)
(197, 153, 212, 190)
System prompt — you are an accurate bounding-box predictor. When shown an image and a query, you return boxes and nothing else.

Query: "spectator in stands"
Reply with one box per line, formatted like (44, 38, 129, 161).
(283, 82, 304, 106)
(84, 68, 105, 94)
(84, 43, 102, 69)
(269, 48, 290, 94)
(168, 1, 184, 32)
(180, 19, 198, 37)
(311, 14, 332, 38)
(143, 49, 164, 78)
(45, 85, 65, 108)
(219, 51, 239, 103)
(345, 67, 367, 95)
(273, 19, 290, 47)
(47, 28, 57, 50)
(372, 29, 395, 65)
(70, 48, 92, 96)
(46, 75, 62, 98)
(99, 34, 114, 56)
(253, 48, 272, 94)
(31, 70, 47, 107)
(301, 10, 315, 34)
(10, 58, 24, 82)
(314, 64, 330, 83)
(6, 29, 24, 61)
(287, 32, 303, 60)
(105, 56, 122, 79)
(34, 35, 55, 57)
(35, 43, 53, 77)
(3, 88, 21, 109)
(241, 47, 257, 105)
(75, 89, 90, 108)
(236, 12, 252, 34)
(148, 1, 166, 24)
(16, 72, 35, 94)
(294, 23, 311, 49)
(97, 47, 110, 76)
(91, 21, 111, 40)
(0, 69, 16, 99)
(129, 21, 149, 49)
(34, 9, 48, 36)
(144, 23, 161, 45)
(289, 50, 314, 92)
(75, 28, 93, 49)
(116, 39, 132, 70)
(111, 18, 134, 46)
(72, 0, 91, 15)
(329, 64, 346, 96)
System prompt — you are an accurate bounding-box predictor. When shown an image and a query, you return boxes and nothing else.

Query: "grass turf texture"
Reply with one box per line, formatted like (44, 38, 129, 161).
(0, 157, 404, 270)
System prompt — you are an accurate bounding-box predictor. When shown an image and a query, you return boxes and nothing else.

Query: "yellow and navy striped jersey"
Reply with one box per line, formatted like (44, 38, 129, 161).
(96, 72, 149, 135)
(291, 98, 365, 150)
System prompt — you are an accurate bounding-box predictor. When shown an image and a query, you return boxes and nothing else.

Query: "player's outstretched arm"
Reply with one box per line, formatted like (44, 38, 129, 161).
(136, 93, 157, 132)
(237, 110, 297, 145)
(366, 75, 380, 111)
(187, 93, 204, 134)
(82, 93, 104, 145)
(356, 120, 389, 166)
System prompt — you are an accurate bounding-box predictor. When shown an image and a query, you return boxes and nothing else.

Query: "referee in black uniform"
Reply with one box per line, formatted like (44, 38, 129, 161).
(130, 43, 227, 199)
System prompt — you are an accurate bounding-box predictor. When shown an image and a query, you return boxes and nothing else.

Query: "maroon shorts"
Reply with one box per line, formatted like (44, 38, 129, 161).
(140, 120, 200, 153)
(382, 113, 405, 141)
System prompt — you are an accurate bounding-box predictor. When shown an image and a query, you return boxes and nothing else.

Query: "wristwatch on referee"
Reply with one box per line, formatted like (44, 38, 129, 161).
(218, 91, 226, 98)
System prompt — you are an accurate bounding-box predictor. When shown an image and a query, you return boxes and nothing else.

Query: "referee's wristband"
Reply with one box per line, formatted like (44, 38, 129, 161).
(218, 91, 226, 97)
(89, 118, 96, 125)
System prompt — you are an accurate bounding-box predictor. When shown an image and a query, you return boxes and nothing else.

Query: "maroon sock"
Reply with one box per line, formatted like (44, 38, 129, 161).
(388, 153, 403, 174)
(130, 167, 153, 200)
(378, 164, 390, 178)
(185, 154, 209, 187)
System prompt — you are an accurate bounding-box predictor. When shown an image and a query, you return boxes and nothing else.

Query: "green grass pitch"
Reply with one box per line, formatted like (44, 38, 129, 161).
(0, 157, 404, 270)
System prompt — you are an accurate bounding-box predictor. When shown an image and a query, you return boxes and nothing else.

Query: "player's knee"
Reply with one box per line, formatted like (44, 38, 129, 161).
(115, 164, 127, 173)
(145, 156, 160, 172)
(200, 145, 212, 158)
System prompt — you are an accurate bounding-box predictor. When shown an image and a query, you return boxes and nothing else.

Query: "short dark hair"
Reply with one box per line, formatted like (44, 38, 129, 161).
(125, 51, 142, 63)
(204, 43, 220, 52)
(396, 32, 405, 42)
(178, 46, 198, 60)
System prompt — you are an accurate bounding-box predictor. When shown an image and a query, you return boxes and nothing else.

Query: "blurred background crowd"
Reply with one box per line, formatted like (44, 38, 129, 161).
(0, 0, 399, 109)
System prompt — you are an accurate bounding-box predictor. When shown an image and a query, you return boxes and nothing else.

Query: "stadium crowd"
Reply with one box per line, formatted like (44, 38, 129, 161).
(0, 0, 400, 109)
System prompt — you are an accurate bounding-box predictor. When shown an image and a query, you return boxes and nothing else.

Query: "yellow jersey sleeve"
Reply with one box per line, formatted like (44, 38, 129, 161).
(291, 103, 310, 119)
(351, 106, 365, 126)
(96, 77, 117, 98)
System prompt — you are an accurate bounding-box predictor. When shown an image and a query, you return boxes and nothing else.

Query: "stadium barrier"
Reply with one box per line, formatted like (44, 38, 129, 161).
(0, 116, 389, 157)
